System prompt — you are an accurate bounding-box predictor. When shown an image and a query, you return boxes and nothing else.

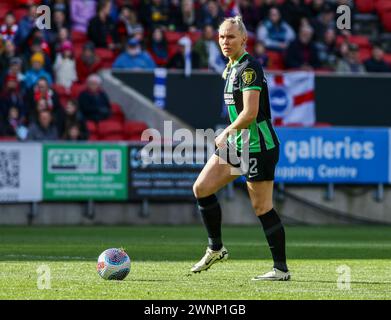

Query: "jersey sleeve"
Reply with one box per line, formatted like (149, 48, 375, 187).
(239, 60, 263, 92)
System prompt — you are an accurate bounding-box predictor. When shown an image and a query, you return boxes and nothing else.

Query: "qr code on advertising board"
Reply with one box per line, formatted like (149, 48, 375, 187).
(102, 150, 121, 174)
(0, 150, 20, 189)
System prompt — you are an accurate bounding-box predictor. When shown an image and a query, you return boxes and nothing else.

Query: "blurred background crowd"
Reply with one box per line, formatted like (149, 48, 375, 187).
(0, 0, 390, 141)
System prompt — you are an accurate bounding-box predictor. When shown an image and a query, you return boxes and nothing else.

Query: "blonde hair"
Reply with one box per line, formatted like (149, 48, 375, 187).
(219, 15, 248, 38)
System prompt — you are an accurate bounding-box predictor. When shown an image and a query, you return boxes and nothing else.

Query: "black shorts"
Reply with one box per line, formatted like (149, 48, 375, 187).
(215, 146, 279, 182)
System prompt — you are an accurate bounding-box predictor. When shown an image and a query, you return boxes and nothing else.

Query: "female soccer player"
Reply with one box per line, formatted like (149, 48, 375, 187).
(191, 16, 290, 281)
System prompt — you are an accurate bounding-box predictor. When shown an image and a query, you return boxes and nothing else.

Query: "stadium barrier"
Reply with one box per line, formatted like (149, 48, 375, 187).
(112, 70, 391, 128)
(0, 127, 390, 204)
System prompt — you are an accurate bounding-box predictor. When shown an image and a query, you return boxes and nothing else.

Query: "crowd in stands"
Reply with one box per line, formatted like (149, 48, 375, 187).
(1, 0, 391, 140)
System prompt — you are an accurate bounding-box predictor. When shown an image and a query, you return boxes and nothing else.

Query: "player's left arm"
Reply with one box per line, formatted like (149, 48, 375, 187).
(216, 63, 262, 148)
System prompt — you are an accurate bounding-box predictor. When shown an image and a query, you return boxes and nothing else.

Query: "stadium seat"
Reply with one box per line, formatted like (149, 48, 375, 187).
(98, 119, 124, 137)
(336, 35, 372, 49)
(380, 12, 391, 31)
(266, 50, 285, 70)
(71, 30, 88, 44)
(110, 103, 125, 122)
(86, 121, 98, 135)
(124, 121, 148, 141)
(70, 83, 87, 99)
(0, 136, 17, 141)
(358, 48, 372, 62)
(13, 8, 27, 22)
(356, 0, 375, 13)
(165, 31, 184, 44)
(99, 133, 126, 141)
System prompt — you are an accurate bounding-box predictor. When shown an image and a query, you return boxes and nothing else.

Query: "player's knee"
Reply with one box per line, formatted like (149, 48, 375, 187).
(253, 203, 273, 216)
(193, 181, 209, 199)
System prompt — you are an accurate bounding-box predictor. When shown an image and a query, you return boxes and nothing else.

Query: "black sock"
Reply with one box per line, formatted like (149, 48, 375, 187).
(258, 208, 288, 272)
(197, 194, 223, 251)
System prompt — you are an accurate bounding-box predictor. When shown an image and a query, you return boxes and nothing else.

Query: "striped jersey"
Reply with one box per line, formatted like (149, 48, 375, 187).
(223, 52, 280, 153)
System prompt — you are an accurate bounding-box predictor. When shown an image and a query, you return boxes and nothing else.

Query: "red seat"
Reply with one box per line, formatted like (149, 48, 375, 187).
(52, 83, 70, 97)
(164, 31, 184, 44)
(86, 121, 98, 135)
(99, 133, 126, 141)
(71, 30, 88, 44)
(88, 134, 100, 141)
(124, 121, 148, 141)
(95, 48, 114, 62)
(13, 8, 27, 22)
(266, 50, 285, 70)
(381, 12, 391, 31)
(0, 136, 17, 141)
(356, 0, 375, 13)
(70, 83, 87, 99)
(110, 103, 125, 122)
(359, 48, 372, 62)
(336, 35, 372, 49)
(98, 119, 124, 137)
(383, 53, 391, 65)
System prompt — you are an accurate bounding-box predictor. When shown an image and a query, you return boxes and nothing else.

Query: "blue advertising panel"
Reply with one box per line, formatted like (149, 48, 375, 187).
(274, 127, 390, 184)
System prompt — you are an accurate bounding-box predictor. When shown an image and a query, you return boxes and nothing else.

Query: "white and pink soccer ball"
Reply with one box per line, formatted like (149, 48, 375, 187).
(97, 248, 131, 280)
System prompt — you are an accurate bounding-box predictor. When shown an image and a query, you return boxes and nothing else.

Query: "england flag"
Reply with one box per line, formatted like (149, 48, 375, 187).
(266, 71, 316, 126)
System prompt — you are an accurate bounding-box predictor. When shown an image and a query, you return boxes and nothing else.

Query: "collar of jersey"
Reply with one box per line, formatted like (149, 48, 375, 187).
(231, 51, 249, 67)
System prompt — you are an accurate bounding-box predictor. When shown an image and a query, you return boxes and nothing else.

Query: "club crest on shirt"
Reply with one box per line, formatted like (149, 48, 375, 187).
(242, 68, 256, 85)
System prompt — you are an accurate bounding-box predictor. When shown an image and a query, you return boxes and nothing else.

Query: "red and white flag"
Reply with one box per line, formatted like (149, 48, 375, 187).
(266, 71, 316, 126)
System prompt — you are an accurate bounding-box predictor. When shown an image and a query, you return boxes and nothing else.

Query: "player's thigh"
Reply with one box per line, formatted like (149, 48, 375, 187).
(193, 154, 240, 198)
(246, 180, 274, 216)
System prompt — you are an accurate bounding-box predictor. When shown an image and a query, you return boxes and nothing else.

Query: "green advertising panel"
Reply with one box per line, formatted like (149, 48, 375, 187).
(43, 144, 128, 200)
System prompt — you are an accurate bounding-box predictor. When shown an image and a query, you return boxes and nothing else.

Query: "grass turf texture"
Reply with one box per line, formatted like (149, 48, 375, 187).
(1, 225, 391, 300)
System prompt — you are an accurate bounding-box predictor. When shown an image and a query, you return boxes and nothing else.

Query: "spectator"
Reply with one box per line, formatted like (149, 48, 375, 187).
(336, 43, 366, 74)
(316, 28, 338, 70)
(52, 27, 71, 55)
(70, 0, 97, 33)
(285, 25, 321, 70)
(312, 3, 335, 42)
(238, 0, 262, 33)
(26, 77, 62, 121)
(58, 99, 88, 139)
(24, 53, 53, 89)
(0, 74, 27, 122)
(193, 24, 225, 72)
(27, 109, 59, 141)
(198, 0, 225, 30)
(14, 4, 38, 47)
(257, 7, 296, 52)
(53, 40, 78, 89)
(50, 0, 71, 25)
(78, 74, 111, 121)
(24, 37, 52, 74)
(48, 9, 70, 47)
(170, 0, 197, 32)
(364, 44, 391, 73)
(280, 0, 310, 33)
(63, 123, 85, 141)
(140, 0, 170, 29)
(7, 57, 25, 86)
(76, 42, 104, 83)
(87, 0, 119, 49)
(253, 40, 269, 68)
(112, 38, 156, 70)
(0, 106, 28, 140)
(0, 12, 18, 43)
(116, 6, 144, 48)
(149, 27, 169, 66)
(0, 40, 19, 78)
(167, 36, 200, 69)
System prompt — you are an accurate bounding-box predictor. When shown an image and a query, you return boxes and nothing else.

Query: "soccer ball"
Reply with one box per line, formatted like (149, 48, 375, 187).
(97, 248, 131, 280)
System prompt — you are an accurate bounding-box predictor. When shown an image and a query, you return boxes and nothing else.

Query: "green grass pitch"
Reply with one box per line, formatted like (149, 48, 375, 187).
(0, 225, 391, 300)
